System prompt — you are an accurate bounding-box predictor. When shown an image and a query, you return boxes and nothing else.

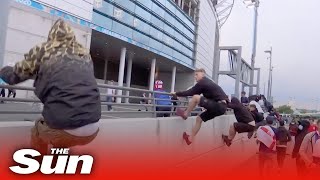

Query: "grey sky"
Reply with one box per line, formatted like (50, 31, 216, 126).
(218, 0, 320, 109)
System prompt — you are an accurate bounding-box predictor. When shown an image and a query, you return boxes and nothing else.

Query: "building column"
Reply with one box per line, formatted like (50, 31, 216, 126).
(171, 66, 176, 92)
(0, 0, 10, 67)
(116, 47, 126, 103)
(149, 58, 156, 91)
(125, 54, 133, 103)
(104, 59, 108, 84)
(178, 0, 182, 7)
(181, 0, 185, 9)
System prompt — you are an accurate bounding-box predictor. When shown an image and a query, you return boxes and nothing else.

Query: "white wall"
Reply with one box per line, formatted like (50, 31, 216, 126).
(0, 115, 257, 177)
(34, 0, 94, 21)
(195, 0, 218, 78)
(4, 2, 92, 98)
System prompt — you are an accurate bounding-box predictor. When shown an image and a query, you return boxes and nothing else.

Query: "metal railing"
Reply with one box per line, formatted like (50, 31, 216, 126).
(0, 84, 205, 118)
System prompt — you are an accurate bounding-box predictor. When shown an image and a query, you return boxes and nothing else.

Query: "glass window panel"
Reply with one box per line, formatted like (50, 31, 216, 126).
(150, 27, 163, 41)
(163, 34, 173, 45)
(112, 8, 133, 26)
(114, 0, 135, 12)
(95, 1, 114, 16)
(112, 21, 133, 38)
(92, 13, 113, 30)
(135, 5, 151, 21)
(133, 18, 150, 34)
(150, 38, 163, 52)
(151, 16, 163, 30)
(133, 30, 150, 46)
(164, 12, 175, 25)
(136, 0, 152, 8)
(173, 50, 181, 60)
(162, 44, 173, 56)
(165, 0, 176, 14)
(157, 0, 166, 6)
(175, 10, 185, 23)
(163, 23, 173, 36)
(151, 2, 165, 18)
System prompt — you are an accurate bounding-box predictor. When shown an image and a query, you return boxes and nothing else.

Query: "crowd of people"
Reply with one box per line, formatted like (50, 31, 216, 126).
(0, 77, 16, 103)
(171, 68, 319, 178)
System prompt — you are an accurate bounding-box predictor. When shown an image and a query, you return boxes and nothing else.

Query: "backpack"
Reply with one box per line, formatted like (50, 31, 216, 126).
(311, 132, 320, 158)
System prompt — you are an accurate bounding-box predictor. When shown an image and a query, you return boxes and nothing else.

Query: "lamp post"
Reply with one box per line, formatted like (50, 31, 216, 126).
(264, 47, 273, 102)
(243, 0, 260, 96)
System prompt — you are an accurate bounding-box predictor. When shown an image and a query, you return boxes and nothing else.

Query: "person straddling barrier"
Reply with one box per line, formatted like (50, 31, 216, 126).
(171, 68, 229, 145)
(222, 97, 256, 146)
(0, 19, 101, 155)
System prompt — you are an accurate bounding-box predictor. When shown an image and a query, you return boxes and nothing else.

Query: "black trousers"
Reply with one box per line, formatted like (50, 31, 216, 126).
(0, 88, 5, 97)
(276, 146, 287, 168)
(156, 107, 171, 117)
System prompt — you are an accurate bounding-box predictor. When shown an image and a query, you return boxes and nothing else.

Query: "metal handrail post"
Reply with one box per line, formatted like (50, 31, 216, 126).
(153, 91, 157, 118)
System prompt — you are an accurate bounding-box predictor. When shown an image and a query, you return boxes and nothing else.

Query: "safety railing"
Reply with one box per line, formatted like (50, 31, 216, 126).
(0, 84, 205, 118)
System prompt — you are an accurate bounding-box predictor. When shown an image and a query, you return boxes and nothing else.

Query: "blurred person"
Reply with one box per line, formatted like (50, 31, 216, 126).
(0, 77, 6, 103)
(249, 97, 264, 114)
(154, 80, 172, 117)
(276, 120, 292, 172)
(240, 91, 249, 105)
(106, 80, 115, 111)
(139, 92, 149, 111)
(292, 120, 311, 178)
(308, 118, 318, 133)
(249, 104, 266, 138)
(7, 88, 16, 98)
(172, 68, 229, 145)
(222, 97, 255, 146)
(0, 19, 101, 154)
(256, 116, 278, 178)
(299, 119, 320, 177)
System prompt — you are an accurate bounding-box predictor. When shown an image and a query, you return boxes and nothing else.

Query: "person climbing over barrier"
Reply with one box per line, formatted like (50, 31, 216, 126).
(222, 97, 256, 146)
(0, 19, 101, 155)
(171, 68, 229, 145)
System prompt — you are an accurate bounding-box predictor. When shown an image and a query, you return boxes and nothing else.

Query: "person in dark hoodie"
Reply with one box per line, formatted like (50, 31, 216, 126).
(292, 120, 311, 178)
(222, 97, 255, 146)
(0, 19, 101, 154)
(276, 120, 292, 172)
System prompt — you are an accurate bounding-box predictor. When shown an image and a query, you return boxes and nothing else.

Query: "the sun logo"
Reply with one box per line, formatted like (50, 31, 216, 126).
(9, 148, 93, 174)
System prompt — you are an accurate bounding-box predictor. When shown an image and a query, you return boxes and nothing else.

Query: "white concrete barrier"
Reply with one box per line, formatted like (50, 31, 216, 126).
(0, 114, 258, 174)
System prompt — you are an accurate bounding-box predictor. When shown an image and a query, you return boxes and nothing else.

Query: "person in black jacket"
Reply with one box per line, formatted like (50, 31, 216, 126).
(276, 120, 292, 171)
(0, 19, 100, 154)
(172, 68, 229, 145)
(240, 91, 249, 105)
(222, 97, 255, 146)
(292, 120, 310, 178)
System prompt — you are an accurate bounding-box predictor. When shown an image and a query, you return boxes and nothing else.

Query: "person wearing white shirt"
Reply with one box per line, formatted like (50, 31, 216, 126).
(250, 100, 264, 114)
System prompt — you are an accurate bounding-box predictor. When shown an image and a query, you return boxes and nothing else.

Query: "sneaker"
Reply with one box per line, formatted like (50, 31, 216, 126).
(222, 135, 232, 147)
(183, 132, 192, 145)
(176, 108, 187, 120)
(247, 131, 254, 139)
